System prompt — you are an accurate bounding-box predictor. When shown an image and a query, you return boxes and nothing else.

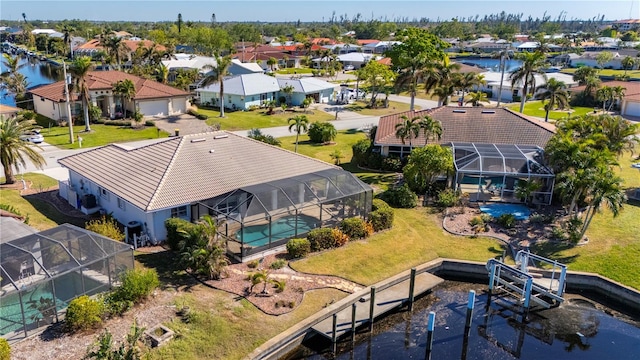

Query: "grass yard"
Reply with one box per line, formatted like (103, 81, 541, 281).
(201, 108, 333, 131)
(507, 101, 594, 121)
(345, 100, 419, 116)
(276, 67, 314, 75)
(561, 68, 640, 80)
(42, 124, 169, 149)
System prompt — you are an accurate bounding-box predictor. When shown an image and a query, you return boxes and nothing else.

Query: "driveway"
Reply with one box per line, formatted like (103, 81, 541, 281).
(152, 114, 214, 136)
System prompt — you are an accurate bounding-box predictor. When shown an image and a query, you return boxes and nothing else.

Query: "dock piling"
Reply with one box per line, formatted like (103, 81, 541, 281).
(331, 313, 338, 354)
(369, 286, 376, 332)
(351, 303, 357, 344)
(465, 290, 475, 328)
(425, 311, 435, 360)
(408, 268, 416, 311)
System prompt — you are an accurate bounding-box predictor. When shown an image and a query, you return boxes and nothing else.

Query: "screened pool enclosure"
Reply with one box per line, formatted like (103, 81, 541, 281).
(192, 169, 373, 261)
(452, 143, 555, 204)
(0, 224, 134, 341)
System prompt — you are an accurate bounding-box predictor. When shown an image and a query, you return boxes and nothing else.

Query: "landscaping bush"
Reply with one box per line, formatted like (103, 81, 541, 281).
(378, 184, 418, 208)
(307, 122, 337, 143)
(144, 120, 155, 127)
(480, 213, 493, 223)
(469, 216, 487, 233)
(165, 217, 197, 251)
(496, 214, 516, 229)
(86, 215, 124, 241)
(270, 259, 287, 270)
(110, 268, 159, 307)
(247, 259, 260, 269)
(188, 109, 209, 120)
(0, 338, 10, 360)
(65, 295, 104, 333)
(382, 156, 403, 172)
(286, 238, 311, 258)
(307, 228, 336, 251)
(351, 139, 371, 167)
(371, 198, 391, 212)
(331, 228, 350, 247)
(369, 206, 394, 231)
(339, 217, 368, 239)
(434, 189, 460, 208)
(101, 120, 132, 126)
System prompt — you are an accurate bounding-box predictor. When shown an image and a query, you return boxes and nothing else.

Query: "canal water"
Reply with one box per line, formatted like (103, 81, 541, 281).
(0, 56, 63, 107)
(285, 281, 640, 359)
(457, 58, 523, 73)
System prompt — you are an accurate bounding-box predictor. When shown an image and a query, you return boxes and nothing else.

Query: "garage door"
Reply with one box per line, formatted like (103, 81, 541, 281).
(171, 98, 187, 114)
(624, 101, 640, 117)
(138, 100, 168, 117)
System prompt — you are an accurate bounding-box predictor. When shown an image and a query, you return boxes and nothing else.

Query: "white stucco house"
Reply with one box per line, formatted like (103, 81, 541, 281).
(57, 131, 372, 262)
(276, 77, 337, 105)
(161, 54, 264, 82)
(195, 73, 280, 110)
(28, 71, 190, 121)
(477, 71, 577, 103)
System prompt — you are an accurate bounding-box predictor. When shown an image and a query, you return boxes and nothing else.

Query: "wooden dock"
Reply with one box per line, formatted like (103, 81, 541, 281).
(311, 272, 444, 339)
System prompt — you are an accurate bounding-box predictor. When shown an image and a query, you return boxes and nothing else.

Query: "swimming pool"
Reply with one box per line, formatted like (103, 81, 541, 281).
(236, 215, 318, 247)
(480, 203, 530, 220)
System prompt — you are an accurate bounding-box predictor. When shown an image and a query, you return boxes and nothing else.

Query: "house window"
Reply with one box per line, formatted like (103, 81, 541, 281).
(99, 187, 110, 200)
(117, 198, 126, 210)
(171, 205, 188, 218)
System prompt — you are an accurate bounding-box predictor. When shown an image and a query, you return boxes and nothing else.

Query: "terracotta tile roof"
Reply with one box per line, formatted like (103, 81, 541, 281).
(375, 106, 556, 148)
(29, 71, 188, 102)
(0, 104, 21, 116)
(76, 39, 164, 53)
(356, 39, 380, 45)
(310, 38, 337, 45)
(377, 57, 392, 66)
(571, 80, 640, 97)
(58, 131, 345, 211)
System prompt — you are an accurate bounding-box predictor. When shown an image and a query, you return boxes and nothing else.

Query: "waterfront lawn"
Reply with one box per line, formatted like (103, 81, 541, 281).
(276, 67, 314, 75)
(345, 100, 418, 116)
(202, 108, 333, 131)
(507, 101, 594, 121)
(43, 124, 169, 149)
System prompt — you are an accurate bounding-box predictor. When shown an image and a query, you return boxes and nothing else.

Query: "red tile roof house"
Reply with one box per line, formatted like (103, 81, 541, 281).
(28, 71, 190, 122)
(375, 106, 557, 204)
(58, 131, 372, 262)
(570, 80, 640, 119)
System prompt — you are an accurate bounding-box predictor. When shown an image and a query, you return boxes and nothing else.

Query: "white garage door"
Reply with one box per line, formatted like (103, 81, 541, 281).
(171, 97, 187, 114)
(139, 100, 168, 117)
(624, 101, 640, 117)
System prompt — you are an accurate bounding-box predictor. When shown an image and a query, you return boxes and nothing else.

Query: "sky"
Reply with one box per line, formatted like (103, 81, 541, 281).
(0, 0, 638, 23)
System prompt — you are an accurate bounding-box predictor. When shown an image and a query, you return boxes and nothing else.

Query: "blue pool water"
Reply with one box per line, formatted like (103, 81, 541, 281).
(480, 203, 530, 220)
(458, 58, 523, 72)
(236, 215, 318, 247)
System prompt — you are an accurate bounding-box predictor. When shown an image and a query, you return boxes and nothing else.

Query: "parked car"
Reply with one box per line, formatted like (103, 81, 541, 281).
(344, 64, 355, 71)
(20, 129, 44, 144)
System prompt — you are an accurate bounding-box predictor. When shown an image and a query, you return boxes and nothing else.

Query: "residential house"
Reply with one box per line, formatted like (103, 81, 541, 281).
(28, 71, 190, 121)
(613, 19, 640, 31)
(195, 73, 280, 110)
(57, 131, 372, 261)
(0, 104, 21, 118)
(313, 52, 376, 70)
(74, 39, 164, 62)
(477, 71, 577, 103)
(464, 40, 510, 53)
(569, 51, 637, 69)
(277, 77, 337, 105)
(570, 80, 640, 118)
(362, 41, 401, 54)
(161, 54, 263, 83)
(516, 42, 562, 52)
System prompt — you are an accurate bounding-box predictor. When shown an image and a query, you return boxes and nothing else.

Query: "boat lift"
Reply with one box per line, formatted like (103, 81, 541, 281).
(486, 250, 567, 310)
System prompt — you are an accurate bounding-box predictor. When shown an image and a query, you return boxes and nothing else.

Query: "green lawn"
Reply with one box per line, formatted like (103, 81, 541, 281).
(43, 124, 169, 149)
(507, 101, 594, 121)
(201, 108, 334, 131)
(275, 67, 314, 75)
(345, 100, 420, 116)
(561, 68, 640, 80)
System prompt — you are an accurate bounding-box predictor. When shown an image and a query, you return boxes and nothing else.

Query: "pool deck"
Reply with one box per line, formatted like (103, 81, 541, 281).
(311, 272, 444, 339)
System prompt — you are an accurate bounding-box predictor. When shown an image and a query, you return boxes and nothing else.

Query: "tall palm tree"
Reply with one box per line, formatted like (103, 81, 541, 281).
(509, 52, 547, 113)
(104, 36, 129, 70)
(155, 63, 169, 84)
(583, 75, 601, 98)
(596, 86, 613, 111)
(288, 115, 309, 153)
(1, 55, 29, 102)
(112, 79, 136, 118)
(611, 85, 626, 111)
(393, 55, 430, 111)
(1, 53, 25, 76)
(0, 116, 46, 184)
(69, 56, 94, 131)
(493, 47, 511, 107)
(433, 81, 458, 106)
(395, 115, 421, 156)
(465, 91, 490, 107)
(267, 57, 277, 72)
(579, 166, 626, 239)
(201, 55, 233, 118)
(61, 24, 75, 59)
(418, 115, 442, 145)
(536, 78, 570, 122)
(177, 13, 183, 33)
(457, 72, 486, 104)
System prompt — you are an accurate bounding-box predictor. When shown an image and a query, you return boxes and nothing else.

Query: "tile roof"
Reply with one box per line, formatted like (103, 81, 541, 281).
(58, 131, 339, 211)
(375, 106, 556, 148)
(571, 80, 640, 98)
(0, 104, 21, 116)
(76, 39, 164, 53)
(28, 71, 189, 102)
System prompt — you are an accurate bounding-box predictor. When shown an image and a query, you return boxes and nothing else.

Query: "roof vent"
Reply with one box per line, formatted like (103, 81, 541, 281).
(481, 110, 496, 114)
(452, 109, 466, 113)
(209, 149, 215, 153)
(213, 135, 228, 139)
(191, 138, 206, 143)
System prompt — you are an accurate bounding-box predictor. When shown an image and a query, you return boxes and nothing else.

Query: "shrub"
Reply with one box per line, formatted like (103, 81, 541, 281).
(369, 207, 394, 231)
(65, 295, 104, 332)
(331, 228, 350, 247)
(247, 259, 260, 269)
(144, 120, 155, 127)
(188, 109, 208, 120)
(86, 215, 125, 241)
(382, 156, 403, 172)
(434, 189, 460, 208)
(339, 217, 368, 239)
(286, 238, 311, 258)
(480, 213, 493, 223)
(0, 338, 10, 360)
(497, 214, 516, 229)
(378, 185, 418, 208)
(273, 279, 286, 293)
(102, 120, 132, 126)
(307, 122, 337, 143)
(351, 139, 372, 167)
(469, 216, 487, 233)
(371, 198, 391, 212)
(270, 259, 287, 270)
(307, 228, 336, 251)
(111, 268, 159, 305)
(165, 217, 197, 251)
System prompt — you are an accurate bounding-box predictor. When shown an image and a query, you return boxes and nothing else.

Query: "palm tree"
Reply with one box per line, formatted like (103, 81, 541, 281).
(418, 115, 442, 145)
(69, 56, 94, 131)
(596, 86, 613, 112)
(465, 91, 490, 107)
(267, 57, 277, 72)
(509, 52, 547, 113)
(112, 79, 136, 119)
(104, 36, 128, 70)
(201, 55, 233, 118)
(1, 53, 25, 76)
(583, 75, 601, 98)
(177, 13, 183, 33)
(611, 85, 626, 111)
(395, 115, 421, 156)
(536, 78, 570, 122)
(288, 115, 309, 153)
(0, 116, 46, 184)
(155, 63, 169, 84)
(457, 72, 486, 104)
(493, 47, 511, 107)
(579, 166, 626, 239)
(393, 56, 431, 111)
(61, 24, 75, 59)
(433, 81, 458, 106)
(280, 84, 294, 106)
